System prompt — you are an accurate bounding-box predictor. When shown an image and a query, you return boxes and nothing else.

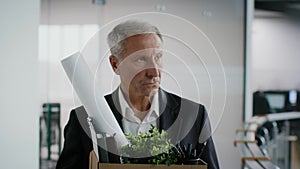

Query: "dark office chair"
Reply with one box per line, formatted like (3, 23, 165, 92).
(256, 127, 270, 143)
(263, 121, 280, 140)
(253, 91, 275, 115)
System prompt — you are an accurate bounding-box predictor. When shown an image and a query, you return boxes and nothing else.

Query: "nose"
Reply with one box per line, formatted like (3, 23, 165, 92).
(145, 59, 160, 78)
(146, 67, 159, 78)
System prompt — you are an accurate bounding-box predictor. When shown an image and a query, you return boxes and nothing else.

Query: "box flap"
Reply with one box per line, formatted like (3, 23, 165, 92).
(89, 150, 99, 169)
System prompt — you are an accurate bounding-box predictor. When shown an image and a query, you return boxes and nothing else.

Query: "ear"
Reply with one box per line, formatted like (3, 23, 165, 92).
(109, 55, 120, 75)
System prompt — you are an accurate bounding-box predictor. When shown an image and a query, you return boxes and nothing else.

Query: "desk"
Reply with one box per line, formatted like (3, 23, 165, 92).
(267, 112, 300, 122)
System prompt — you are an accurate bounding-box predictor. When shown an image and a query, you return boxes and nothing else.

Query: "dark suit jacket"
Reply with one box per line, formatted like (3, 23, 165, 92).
(56, 89, 219, 169)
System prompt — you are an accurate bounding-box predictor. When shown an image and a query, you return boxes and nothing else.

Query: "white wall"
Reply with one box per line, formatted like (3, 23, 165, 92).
(0, 0, 39, 169)
(252, 10, 300, 92)
(40, 0, 245, 168)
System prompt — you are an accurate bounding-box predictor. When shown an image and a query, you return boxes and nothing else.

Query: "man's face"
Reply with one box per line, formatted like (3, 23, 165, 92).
(110, 34, 163, 98)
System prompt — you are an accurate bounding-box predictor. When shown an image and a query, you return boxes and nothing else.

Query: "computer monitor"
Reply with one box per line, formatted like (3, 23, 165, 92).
(253, 90, 300, 115)
(264, 93, 286, 110)
(263, 90, 300, 112)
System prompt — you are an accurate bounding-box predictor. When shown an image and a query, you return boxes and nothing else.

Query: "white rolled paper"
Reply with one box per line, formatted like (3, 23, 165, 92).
(61, 52, 128, 151)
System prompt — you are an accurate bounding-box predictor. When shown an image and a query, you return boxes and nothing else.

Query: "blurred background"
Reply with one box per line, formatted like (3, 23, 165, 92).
(1, 0, 300, 169)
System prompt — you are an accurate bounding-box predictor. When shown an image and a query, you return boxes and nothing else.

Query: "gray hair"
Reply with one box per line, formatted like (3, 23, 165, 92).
(107, 20, 163, 58)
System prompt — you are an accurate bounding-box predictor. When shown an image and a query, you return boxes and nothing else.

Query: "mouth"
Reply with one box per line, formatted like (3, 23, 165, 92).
(143, 82, 159, 86)
(141, 77, 161, 86)
(142, 81, 160, 88)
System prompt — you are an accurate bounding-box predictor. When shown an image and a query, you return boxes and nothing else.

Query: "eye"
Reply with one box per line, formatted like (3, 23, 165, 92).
(154, 54, 162, 61)
(136, 56, 146, 62)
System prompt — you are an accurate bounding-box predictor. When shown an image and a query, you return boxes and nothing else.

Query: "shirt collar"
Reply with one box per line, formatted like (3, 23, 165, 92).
(118, 87, 160, 120)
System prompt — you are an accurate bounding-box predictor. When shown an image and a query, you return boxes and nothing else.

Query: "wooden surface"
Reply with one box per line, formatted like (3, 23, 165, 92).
(89, 151, 207, 169)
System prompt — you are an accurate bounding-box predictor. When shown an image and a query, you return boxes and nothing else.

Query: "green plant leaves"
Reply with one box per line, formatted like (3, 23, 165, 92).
(121, 125, 178, 165)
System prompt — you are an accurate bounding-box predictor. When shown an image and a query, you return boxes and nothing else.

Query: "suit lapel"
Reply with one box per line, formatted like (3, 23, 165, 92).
(158, 89, 180, 130)
(158, 89, 186, 145)
(104, 88, 124, 132)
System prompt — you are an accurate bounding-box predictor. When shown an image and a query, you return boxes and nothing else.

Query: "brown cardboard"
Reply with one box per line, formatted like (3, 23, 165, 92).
(89, 151, 207, 169)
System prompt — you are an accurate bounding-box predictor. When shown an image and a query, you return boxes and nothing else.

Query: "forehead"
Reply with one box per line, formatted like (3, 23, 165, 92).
(122, 34, 162, 58)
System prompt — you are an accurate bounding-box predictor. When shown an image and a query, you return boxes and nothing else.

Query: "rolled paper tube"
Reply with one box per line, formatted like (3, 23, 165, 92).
(61, 52, 128, 152)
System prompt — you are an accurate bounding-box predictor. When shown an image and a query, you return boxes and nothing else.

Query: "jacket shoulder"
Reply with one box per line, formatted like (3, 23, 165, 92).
(68, 105, 91, 138)
(162, 89, 205, 110)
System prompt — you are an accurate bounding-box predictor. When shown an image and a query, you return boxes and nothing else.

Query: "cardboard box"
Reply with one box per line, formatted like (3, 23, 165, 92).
(89, 151, 207, 169)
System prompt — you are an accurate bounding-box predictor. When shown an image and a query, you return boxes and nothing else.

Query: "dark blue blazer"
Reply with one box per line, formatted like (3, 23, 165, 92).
(56, 89, 219, 169)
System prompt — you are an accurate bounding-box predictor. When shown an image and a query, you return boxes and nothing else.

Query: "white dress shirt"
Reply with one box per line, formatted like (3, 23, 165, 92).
(118, 87, 159, 136)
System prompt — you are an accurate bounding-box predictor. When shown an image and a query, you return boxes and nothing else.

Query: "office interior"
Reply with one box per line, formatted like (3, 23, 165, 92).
(1, 0, 300, 168)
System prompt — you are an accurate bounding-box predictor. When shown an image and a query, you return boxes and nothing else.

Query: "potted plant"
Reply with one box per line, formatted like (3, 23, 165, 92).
(120, 125, 179, 165)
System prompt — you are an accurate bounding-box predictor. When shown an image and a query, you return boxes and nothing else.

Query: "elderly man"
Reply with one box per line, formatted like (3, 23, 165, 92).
(56, 20, 219, 169)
